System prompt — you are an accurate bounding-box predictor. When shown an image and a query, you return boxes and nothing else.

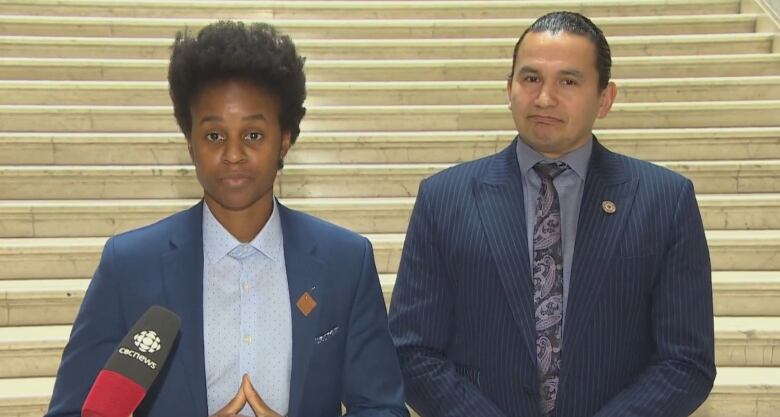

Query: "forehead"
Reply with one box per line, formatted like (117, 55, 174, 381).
(515, 31, 598, 73)
(192, 78, 280, 113)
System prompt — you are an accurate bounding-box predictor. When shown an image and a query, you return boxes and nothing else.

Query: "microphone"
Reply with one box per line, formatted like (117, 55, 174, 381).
(82, 306, 181, 417)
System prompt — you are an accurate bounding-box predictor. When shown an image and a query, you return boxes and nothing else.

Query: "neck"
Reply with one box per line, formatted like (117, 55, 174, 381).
(204, 195, 274, 243)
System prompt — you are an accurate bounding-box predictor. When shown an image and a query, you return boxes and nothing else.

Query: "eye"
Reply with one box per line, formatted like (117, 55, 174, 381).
(561, 79, 578, 86)
(244, 131, 263, 143)
(523, 75, 540, 83)
(206, 132, 224, 143)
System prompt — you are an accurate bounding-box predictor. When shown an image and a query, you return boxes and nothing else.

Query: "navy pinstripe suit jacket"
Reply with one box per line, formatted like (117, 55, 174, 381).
(388, 138, 715, 417)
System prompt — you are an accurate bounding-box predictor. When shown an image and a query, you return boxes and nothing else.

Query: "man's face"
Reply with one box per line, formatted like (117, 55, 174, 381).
(507, 31, 616, 159)
(187, 78, 291, 217)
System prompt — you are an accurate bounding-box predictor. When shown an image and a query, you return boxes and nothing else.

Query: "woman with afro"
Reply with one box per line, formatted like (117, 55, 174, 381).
(46, 21, 408, 417)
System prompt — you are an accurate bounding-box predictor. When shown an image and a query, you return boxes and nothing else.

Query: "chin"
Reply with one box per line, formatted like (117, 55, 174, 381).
(205, 191, 269, 213)
(523, 135, 554, 148)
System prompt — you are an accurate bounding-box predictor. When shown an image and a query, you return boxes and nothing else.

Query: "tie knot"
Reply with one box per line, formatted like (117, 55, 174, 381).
(228, 244, 256, 260)
(533, 162, 569, 181)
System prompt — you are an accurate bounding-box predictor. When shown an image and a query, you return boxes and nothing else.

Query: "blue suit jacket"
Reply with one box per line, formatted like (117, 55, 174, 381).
(388, 139, 715, 417)
(46, 202, 408, 417)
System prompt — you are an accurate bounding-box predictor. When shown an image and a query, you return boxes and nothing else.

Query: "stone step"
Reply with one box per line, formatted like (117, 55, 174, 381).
(3, 77, 780, 106)
(2, 101, 779, 132)
(0, 198, 411, 237)
(713, 271, 780, 316)
(0, 368, 778, 417)
(0, 34, 773, 60)
(0, 14, 759, 38)
(0, 194, 777, 238)
(692, 368, 780, 416)
(0, 326, 71, 378)
(2, 54, 778, 81)
(0, 0, 743, 19)
(1, 315, 777, 381)
(0, 231, 777, 280)
(707, 230, 780, 272)
(0, 377, 49, 417)
(2, 128, 778, 165)
(0, 270, 776, 329)
(0, 160, 777, 199)
(0, 376, 51, 417)
(0, 280, 85, 326)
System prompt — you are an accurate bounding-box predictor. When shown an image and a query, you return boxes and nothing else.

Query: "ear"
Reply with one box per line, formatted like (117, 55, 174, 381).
(186, 136, 195, 163)
(596, 81, 617, 119)
(506, 77, 513, 110)
(280, 130, 292, 160)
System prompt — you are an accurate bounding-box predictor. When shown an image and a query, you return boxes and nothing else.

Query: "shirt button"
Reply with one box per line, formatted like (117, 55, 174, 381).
(244, 335, 252, 345)
(243, 282, 251, 292)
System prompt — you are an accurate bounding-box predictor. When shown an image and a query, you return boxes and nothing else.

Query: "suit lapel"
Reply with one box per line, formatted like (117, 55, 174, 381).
(160, 201, 208, 417)
(562, 140, 639, 356)
(278, 204, 323, 417)
(473, 139, 537, 366)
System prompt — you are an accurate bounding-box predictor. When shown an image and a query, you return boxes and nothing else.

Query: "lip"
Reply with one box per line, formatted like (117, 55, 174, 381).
(218, 173, 254, 186)
(528, 115, 563, 124)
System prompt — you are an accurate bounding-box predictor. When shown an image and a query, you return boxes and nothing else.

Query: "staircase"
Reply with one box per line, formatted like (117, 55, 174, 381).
(0, 1, 779, 416)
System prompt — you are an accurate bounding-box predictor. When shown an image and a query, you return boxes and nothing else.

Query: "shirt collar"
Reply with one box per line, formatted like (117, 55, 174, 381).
(202, 198, 284, 265)
(515, 135, 593, 181)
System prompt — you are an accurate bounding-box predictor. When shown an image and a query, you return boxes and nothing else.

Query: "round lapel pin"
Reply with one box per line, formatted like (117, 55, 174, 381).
(602, 200, 617, 214)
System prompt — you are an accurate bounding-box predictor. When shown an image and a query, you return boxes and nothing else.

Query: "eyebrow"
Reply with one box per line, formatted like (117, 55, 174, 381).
(242, 113, 267, 122)
(560, 69, 585, 79)
(517, 66, 539, 74)
(517, 66, 585, 79)
(198, 113, 267, 125)
(198, 115, 222, 125)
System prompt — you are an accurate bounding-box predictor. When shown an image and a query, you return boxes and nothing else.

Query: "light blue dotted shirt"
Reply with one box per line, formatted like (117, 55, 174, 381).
(202, 199, 292, 416)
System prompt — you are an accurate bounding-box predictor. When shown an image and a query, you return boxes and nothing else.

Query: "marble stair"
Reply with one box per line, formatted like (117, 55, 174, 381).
(0, 0, 778, 416)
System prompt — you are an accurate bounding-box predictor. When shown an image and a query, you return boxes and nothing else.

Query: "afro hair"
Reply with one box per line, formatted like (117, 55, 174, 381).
(168, 21, 307, 143)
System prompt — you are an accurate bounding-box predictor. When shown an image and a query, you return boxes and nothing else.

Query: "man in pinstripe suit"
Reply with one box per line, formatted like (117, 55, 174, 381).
(388, 12, 715, 417)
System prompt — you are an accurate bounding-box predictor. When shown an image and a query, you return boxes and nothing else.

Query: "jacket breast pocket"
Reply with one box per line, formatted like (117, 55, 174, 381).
(314, 326, 340, 345)
(614, 235, 662, 260)
(613, 216, 666, 259)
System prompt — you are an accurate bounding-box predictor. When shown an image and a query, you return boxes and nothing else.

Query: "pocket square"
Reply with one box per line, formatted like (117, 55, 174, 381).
(314, 326, 340, 344)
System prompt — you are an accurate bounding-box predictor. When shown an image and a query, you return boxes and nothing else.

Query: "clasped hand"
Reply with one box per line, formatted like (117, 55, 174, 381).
(209, 374, 283, 417)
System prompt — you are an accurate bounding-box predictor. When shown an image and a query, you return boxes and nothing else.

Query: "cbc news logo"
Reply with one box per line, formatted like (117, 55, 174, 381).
(133, 330, 162, 353)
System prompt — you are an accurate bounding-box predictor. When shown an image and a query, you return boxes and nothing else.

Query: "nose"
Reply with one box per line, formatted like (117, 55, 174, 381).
(534, 82, 557, 108)
(222, 135, 247, 164)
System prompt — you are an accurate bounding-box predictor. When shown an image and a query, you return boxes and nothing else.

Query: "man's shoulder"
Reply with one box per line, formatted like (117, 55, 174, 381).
(422, 150, 503, 191)
(608, 148, 690, 188)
